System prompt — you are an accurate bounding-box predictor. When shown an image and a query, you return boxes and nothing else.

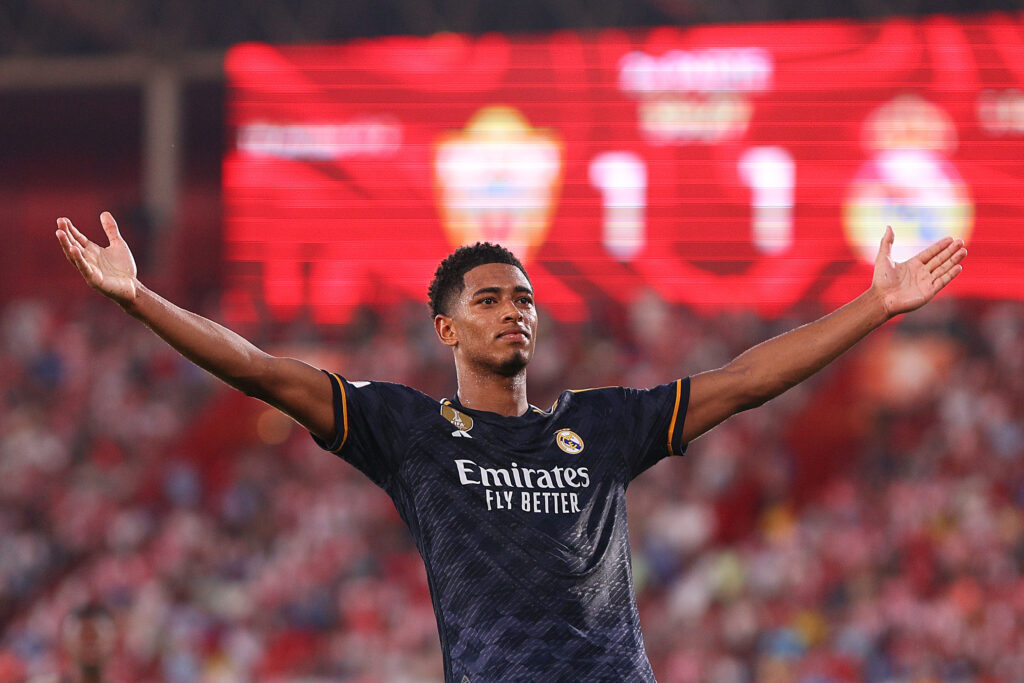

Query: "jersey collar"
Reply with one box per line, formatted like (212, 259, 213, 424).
(446, 394, 548, 418)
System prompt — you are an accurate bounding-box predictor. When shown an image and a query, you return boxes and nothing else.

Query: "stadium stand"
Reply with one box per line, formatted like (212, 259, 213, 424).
(2, 289, 1022, 681)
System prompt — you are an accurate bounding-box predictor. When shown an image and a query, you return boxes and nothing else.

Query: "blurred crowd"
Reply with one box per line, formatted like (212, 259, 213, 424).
(1, 290, 1023, 682)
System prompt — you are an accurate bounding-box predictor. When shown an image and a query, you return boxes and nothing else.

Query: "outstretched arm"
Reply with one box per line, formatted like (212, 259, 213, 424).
(682, 227, 967, 443)
(56, 212, 335, 441)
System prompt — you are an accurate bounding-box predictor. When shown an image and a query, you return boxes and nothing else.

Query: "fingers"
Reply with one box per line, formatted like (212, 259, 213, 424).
(56, 227, 100, 283)
(928, 241, 967, 295)
(923, 238, 965, 273)
(56, 223, 83, 264)
(56, 226, 76, 262)
(929, 244, 967, 286)
(932, 262, 964, 294)
(61, 217, 96, 254)
(876, 225, 894, 262)
(99, 211, 121, 243)
(914, 235, 955, 266)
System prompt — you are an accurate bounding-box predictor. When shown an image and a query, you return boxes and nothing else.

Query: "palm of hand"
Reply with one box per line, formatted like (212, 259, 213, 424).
(57, 213, 139, 304)
(872, 226, 966, 317)
(91, 239, 137, 298)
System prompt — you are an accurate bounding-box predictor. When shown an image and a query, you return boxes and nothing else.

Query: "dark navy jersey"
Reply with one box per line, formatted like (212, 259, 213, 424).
(313, 372, 690, 682)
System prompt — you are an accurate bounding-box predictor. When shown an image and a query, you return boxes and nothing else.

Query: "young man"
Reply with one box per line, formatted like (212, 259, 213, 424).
(62, 603, 117, 683)
(57, 213, 965, 681)
(29, 602, 118, 683)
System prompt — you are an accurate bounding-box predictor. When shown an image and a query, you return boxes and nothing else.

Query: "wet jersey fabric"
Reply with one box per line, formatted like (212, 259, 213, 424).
(313, 373, 690, 682)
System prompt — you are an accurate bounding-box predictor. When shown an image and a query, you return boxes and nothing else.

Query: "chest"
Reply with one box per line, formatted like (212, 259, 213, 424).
(399, 407, 627, 525)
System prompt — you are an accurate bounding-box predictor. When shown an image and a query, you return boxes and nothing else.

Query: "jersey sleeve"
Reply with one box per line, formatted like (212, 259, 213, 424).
(619, 377, 691, 480)
(310, 371, 419, 489)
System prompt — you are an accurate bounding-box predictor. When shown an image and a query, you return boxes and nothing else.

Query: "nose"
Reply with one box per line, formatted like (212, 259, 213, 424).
(502, 299, 524, 321)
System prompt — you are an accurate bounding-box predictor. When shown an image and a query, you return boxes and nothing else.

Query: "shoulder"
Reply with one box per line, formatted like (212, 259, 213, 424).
(327, 374, 429, 398)
(545, 385, 625, 413)
(553, 380, 687, 412)
(348, 378, 432, 399)
(325, 374, 440, 414)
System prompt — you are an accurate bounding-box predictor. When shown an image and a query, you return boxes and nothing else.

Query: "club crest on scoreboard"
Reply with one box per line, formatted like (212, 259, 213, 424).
(844, 95, 973, 263)
(433, 106, 563, 261)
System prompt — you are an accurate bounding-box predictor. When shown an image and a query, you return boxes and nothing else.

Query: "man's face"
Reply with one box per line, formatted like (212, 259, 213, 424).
(440, 263, 537, 376)
(62, 613, 115, 670)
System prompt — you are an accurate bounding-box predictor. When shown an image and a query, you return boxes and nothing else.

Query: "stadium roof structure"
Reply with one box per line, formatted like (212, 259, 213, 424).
(1, 0, 1020, 57)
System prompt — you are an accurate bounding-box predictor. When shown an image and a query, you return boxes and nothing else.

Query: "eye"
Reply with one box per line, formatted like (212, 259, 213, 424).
(479, 297, 496, 305)
(518, 296, 534, 306)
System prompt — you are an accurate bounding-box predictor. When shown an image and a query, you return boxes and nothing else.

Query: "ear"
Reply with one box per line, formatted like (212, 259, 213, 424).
(434, 314, 458, 347)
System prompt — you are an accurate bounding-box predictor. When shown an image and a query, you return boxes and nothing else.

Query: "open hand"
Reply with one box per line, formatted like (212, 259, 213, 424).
(872, 225, 967, 317)
(56, 212, 139, 305)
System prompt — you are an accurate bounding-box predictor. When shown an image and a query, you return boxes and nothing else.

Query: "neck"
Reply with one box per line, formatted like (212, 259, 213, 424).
(455, 364, 529, 417)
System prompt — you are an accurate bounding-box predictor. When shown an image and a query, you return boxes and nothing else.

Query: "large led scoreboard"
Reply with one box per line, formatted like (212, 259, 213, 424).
(224, 13, 1024, 323)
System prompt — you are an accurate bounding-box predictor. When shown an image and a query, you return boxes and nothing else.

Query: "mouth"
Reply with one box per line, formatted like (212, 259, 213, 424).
(497, 328, 531, 342)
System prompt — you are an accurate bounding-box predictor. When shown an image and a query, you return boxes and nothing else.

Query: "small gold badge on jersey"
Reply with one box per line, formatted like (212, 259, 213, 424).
(555, 429, 584, 454)
(441, 404, 474, 438)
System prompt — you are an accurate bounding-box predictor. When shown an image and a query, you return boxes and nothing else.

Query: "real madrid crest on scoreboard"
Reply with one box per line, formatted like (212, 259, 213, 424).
(844, 95, 973, 264)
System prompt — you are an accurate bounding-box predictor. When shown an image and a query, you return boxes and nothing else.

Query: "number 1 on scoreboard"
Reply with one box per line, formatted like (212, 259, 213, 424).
(738, 146, 795, 254)
(589, 151, 648, 262)
(590, 146, 795, 260)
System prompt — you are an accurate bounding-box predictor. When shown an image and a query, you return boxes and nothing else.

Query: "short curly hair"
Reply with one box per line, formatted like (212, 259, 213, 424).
(428, 242, 530, 317)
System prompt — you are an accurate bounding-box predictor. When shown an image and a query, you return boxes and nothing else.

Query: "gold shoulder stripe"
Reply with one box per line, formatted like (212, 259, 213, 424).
(567, 385, 616, 394)
(667, 379, 682, 456)
(329, 372, 349, 453)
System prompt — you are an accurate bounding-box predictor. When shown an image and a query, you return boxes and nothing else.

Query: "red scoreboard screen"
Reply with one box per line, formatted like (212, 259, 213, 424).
(224, 13, 1024, 323)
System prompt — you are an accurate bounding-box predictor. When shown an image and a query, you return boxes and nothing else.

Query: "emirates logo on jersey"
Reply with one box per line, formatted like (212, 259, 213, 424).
(441, 403, 474, 438)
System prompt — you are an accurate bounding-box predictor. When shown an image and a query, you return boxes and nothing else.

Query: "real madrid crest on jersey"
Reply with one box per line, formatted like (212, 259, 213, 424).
(441, 403, 474, 438)
(554, 429, 584, 454)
